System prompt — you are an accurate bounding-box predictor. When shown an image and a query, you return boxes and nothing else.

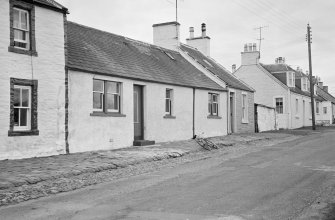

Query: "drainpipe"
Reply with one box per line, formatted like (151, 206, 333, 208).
(192, 88, 196, 138)
(227, 88, 230, 134)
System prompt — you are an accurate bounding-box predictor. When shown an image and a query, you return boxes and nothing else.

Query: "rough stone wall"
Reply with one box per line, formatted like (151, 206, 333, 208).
(0, 1, 66, 160)
(234, 90, 255, 133)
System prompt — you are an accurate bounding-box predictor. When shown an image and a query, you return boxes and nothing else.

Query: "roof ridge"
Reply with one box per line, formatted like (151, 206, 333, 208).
(67, 21, 179, 54)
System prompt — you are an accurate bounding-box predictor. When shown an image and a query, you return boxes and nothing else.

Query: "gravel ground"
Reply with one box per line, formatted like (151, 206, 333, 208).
(0, 133, 300, 207)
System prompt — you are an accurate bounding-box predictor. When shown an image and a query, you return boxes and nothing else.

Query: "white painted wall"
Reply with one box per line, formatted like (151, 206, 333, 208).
(0, 1, 65, 160)
(290, 93, 312, 128)
(256, 106, 276, 132)
(235, 65, 289, 129)
(186, 38, 210, 56)
(68, 70, 227, 153)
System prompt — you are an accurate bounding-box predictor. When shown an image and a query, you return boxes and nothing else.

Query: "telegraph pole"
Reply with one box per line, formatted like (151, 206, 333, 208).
(255, 25, 268, 56)
(307, 23, 316, 130)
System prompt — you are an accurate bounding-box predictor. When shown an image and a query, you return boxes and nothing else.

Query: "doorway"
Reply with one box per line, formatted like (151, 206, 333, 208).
(133, 85, 143, 140)
(303, 100, 305, 127)
(229, 92, 235, 133)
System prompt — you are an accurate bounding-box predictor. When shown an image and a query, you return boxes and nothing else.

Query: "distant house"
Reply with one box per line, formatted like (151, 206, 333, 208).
(315, 82, 335, 124)
(234, 45, 319, 129)
(0, 0, 68, 160)
(66, 22, 228, 153)
(152, 22, 255, 134)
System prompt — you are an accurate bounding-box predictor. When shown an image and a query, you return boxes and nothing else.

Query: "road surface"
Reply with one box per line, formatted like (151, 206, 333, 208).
(1, 130, 335, 219)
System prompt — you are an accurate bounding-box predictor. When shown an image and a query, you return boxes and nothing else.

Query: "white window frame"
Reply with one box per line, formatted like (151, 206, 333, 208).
(275, 97, 284, 114)
(93, 79, 104, 112)
(287, 72, 295, 87)
(323, 107, 327, 114)
(106, 81, 121, 113)
(208, 93, 219, 116)
(316, 102, 320, 114)
(13, 7, 30, 50)
(13, 85, 31, 131)
(302, 78, 307, 91)
(92, 79, 122, 113)
(165, 89, 173, 115)
(242, 92, 248, 123)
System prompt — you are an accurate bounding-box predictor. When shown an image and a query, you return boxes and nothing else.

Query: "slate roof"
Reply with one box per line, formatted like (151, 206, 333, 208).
(34, 0, 68, 12)
(317, 86, 335, 103)
(180, 44, 253, 92)
(261, 63, 295, 73)
(66, 22, 225, 91)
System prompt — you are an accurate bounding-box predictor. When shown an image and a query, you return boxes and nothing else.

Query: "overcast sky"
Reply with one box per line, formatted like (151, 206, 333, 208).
(57, 0, 335, 95)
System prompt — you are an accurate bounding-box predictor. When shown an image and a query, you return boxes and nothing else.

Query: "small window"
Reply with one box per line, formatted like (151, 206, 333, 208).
(208, 93, 219, 116)
(13, 8, 30, 50)
(92, 79, 121, 113)
(9, 78, 38, 136)
(9, 1, 37, 56)
(324, 107, 327, 114)
(275, 98, 283, 114)
(165, 89, 173, 115)
(14, 85, 31, 130)
(296, 98, 299, 114)
(242, 93, 248, 123)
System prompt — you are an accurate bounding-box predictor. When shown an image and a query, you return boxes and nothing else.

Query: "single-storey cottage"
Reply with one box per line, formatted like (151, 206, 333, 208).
(65, 22, 228, 153)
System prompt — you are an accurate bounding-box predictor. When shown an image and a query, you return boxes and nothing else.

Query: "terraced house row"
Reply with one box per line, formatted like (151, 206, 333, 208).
(0, 0, 334, 160)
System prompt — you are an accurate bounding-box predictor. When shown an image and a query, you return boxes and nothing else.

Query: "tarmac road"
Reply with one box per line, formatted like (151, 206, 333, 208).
(1, 130, 335, 220)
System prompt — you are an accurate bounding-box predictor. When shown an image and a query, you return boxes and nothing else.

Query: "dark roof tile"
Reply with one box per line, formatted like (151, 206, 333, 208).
(180, 44, 253, 92)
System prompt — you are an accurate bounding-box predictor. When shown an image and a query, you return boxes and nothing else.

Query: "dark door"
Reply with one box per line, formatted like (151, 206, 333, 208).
(230, 93, 234, 133)
(134, 85, 143, 140)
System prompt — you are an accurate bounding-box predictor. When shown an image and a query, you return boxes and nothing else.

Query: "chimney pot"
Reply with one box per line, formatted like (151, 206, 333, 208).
(248, 43, 252, 52)
(244, 44, 248, 52)
(232, 64, 236, 73)
(252, 43, 257, 51)
(201, 23, 206, 37)
(189, 27, 194, 39)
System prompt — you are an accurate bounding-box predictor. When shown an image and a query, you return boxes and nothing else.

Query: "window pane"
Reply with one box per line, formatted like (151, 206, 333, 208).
(93, 80, 103, 92)
(208, 103, 211, 114)
(213, 103, 218, 115)
(20, 108, 27, 126)
(13, 9, 19, 28)
(165, 99, 170, 113)
(106, 82, 118, 94)
(14, 108, 19, 126)
(213, 94, 218, 102)
(166, 90, 171, 98)
(20, 11, 28, 30)
(22, 89, 29, 107)
(93, 92, 103, 109)
(107, 94, 119, 110)
(14, 29, 25, 40)
(14, 88, 20, 107)
(134, 92, 138, 122)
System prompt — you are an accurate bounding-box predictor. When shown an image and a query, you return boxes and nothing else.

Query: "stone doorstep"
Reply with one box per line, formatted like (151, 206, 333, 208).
(133, 140, 155, 146)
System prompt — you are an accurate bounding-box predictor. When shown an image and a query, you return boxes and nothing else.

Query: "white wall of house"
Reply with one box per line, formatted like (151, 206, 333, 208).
(315, 101, 332, 124)
(68, 71, 227, 153)
(0, 1, 66, 160)
(289, 93, 313, 128)
(235, 65, 289, 129)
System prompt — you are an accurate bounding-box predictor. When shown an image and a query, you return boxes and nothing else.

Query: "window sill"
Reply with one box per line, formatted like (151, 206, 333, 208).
(242, 120, 249, 124)
(8, 129, 39, 137)
(90, 112, 126, 117)
(163, 115, 176, 119)
(8, 46, 38, 56)
(207, 115, 222, 119)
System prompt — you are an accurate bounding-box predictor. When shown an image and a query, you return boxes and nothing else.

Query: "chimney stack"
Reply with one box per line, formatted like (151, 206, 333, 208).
(189, 27, 194, 39)
(232, 64, 236, 73)
(186, 23, 211, 56)
(323, 86, 329, 92)
(152, 21, 180, 51)
(275, 57, 285, 64)
(318, 81, 323, 88)
(241, 43, 260, 65)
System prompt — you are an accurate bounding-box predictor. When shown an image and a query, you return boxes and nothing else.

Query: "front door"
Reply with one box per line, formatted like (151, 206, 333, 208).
(230, 93, 234, 133)
(133, 85, 143, 140)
